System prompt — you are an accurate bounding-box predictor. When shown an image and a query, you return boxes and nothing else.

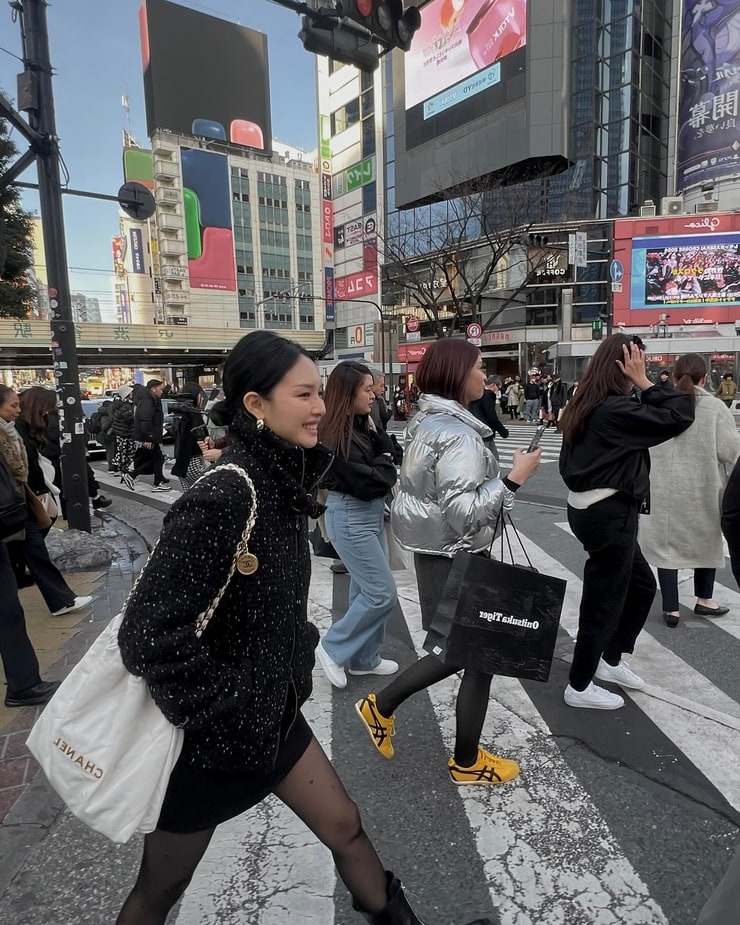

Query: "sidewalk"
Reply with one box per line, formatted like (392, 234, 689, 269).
(0, 512, 150, 894)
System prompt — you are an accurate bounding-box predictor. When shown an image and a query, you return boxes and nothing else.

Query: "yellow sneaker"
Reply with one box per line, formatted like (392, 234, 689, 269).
(448, 747, 520, 785)
(355, 694, 396, 760)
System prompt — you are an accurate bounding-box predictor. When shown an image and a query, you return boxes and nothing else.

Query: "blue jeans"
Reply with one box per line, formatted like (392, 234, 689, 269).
(525, 399, 540, 422)
(323, 492, 397, 670)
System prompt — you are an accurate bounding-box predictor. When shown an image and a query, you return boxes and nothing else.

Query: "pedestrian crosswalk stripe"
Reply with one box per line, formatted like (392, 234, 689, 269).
(555, 520, 740, 644)
(547, 521, 740, 811)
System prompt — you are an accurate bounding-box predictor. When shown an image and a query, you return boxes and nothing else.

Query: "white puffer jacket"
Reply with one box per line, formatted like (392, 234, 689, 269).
(391, 394, 514, 557)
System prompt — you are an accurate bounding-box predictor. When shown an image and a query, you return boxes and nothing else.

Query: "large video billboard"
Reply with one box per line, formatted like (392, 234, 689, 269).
(612, 213, 740, 326)
(677, 2, 740, 191)
(404, 0, 526, 150)
(140, 0, 272, 153)
(393, 0, 569, 210)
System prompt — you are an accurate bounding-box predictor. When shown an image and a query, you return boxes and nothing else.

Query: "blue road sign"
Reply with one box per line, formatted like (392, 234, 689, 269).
(609, 259, 624, 283)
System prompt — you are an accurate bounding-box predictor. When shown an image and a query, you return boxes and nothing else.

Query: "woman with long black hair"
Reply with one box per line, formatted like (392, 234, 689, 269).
(559, 334, 695, 709)
(315, 361, 400, 689)
(0, 386, 91, 618)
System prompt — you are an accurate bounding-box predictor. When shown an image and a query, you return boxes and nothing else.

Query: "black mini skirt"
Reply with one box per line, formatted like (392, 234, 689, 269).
(157, 710, 313, 834)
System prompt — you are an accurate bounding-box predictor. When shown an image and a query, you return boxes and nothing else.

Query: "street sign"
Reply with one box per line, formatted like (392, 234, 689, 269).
(406, 331, 421, 342)
(406, 316, 420, 332)
(467, 322, 482, 339)
(468, 337, 482, 346)
(609, 259, 624, 283)
(118, 182, 155, 221)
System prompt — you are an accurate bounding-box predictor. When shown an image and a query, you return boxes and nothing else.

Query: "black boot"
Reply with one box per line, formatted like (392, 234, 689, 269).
(353, 871, 491, 924)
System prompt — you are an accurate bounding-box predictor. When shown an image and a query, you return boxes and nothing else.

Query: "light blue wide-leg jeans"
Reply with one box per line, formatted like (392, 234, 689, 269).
(323, 491, 397, 670)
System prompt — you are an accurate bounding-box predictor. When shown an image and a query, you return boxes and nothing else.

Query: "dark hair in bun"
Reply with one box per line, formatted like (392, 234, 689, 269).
(212, 331, 312, 426)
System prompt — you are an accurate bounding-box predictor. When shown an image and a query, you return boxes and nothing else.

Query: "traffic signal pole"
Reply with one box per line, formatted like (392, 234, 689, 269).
(13, 1, 90, 530)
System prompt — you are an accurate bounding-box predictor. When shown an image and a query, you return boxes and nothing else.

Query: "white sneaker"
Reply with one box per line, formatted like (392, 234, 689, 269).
(51, 595, 94, 617)
(564, 682, 624, 710)
(151, 484, 172, 492)
(595, 657, 645, 691)
(348, 659, 399, 677)
(316, 641, 347, 689)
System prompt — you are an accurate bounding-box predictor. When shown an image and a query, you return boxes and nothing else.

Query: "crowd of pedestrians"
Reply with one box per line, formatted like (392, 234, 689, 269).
(4, 329, 740, 923)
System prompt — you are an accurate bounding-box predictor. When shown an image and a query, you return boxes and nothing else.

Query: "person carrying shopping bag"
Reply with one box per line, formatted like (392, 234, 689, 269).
(355, 339, 541, 785)
(114, 332, 489, 925)
(315, 361, 400, 689)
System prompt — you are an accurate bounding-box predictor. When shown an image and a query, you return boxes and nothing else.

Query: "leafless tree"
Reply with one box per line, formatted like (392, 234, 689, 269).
(380, 172, 549, 338)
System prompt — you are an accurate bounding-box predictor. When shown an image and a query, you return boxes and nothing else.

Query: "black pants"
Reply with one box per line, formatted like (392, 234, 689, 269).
(568, 495, 656, 691)
(657, 567, 715, 612)
(133, 444, 165, 485)
(0, 541, 41, 694)
(7, 519, 75, 614)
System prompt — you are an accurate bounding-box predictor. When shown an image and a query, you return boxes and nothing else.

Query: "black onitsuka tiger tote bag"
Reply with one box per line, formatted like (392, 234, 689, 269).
(423, 513, 566, 682)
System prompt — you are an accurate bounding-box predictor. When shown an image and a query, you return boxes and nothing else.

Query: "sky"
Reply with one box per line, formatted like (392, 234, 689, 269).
(0, 0, 318, 320)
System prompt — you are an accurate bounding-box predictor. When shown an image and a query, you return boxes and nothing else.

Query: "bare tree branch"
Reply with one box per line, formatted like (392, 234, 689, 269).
(379, 171, 549, 338)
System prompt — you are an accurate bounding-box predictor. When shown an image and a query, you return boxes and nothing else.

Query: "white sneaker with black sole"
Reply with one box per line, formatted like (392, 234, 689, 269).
(51, 595, 94, 617)
(595, 657, 645, 690)
(564, 682, 624, 710)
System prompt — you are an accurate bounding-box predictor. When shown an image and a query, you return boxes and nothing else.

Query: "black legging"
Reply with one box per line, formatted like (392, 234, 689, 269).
(375, 657, 493, 767)
(374, 552, 494, 768)
(116, 739, 388, 924)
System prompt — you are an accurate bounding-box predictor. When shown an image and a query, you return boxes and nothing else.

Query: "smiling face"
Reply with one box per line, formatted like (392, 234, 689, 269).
(0, 390, 20, 423)
(243, 354, 325, 448)
(463, 353, 486, 405)
(353, 374, 376, 416)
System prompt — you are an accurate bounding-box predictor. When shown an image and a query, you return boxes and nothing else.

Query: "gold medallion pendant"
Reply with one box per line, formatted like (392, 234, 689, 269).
(236, 552, 259, 576)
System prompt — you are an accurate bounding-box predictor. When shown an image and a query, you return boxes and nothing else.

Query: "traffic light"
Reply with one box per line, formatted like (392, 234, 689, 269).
(591, 319, 603, 341)
(347, 1, 422, 53)
(299, 15, 380, 73)
(299, 2, 422, 72)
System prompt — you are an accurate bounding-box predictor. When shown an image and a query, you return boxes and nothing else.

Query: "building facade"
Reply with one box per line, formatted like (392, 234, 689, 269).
(114, 135, 324, 341)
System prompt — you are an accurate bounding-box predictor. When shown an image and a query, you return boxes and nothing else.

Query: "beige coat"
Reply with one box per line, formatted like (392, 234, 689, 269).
(639, 388, 740, 569)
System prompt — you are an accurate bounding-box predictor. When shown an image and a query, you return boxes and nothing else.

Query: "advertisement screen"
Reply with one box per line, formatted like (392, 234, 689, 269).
(140, 0, 272, 153)
(404, 0, 527, 150)
(677, 2, 740, 191)
(630, 233, 740, 311)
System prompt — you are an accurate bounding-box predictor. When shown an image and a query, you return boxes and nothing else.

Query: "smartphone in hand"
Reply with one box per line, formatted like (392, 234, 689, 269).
(525, 424, 545, 453)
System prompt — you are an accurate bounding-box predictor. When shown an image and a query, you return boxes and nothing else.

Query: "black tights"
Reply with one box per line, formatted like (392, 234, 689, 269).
(116, 739, 388, 924)
(375, 655, 494, 767)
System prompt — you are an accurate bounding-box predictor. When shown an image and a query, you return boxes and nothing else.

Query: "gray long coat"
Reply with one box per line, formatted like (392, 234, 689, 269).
(639, 388, 740, 569)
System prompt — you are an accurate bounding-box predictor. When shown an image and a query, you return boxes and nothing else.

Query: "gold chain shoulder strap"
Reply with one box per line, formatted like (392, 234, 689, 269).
(193, 463, 257, 637)
(120, 463, 257, 639)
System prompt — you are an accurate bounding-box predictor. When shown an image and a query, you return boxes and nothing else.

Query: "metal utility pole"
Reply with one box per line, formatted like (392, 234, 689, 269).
(4, 0, 90, 530)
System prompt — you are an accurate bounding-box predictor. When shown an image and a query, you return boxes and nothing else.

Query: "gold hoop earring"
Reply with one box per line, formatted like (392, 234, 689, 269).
(256, 418, 265, 431)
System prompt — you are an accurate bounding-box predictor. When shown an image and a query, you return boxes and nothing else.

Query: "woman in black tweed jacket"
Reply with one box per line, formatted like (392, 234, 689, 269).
(116, 332, 485, 925)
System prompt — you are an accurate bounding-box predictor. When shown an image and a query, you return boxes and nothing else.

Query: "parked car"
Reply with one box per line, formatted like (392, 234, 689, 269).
(81, 399, 106, 458)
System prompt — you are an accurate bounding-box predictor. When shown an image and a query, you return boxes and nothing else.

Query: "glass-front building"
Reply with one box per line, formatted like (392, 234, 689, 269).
(546, 0, 674, 221)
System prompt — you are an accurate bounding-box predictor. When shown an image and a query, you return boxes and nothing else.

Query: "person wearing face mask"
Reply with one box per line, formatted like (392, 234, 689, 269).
(116, 333, 488, 925)
(355, 339, 541, 786)
(315, 362, 401, 690)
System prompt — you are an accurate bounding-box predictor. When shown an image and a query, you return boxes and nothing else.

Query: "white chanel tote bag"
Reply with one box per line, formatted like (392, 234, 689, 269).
(27, 464, 257, 843)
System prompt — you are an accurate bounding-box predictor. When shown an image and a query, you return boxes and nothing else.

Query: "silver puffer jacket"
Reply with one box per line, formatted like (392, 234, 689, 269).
(391, 394, 514, 557)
